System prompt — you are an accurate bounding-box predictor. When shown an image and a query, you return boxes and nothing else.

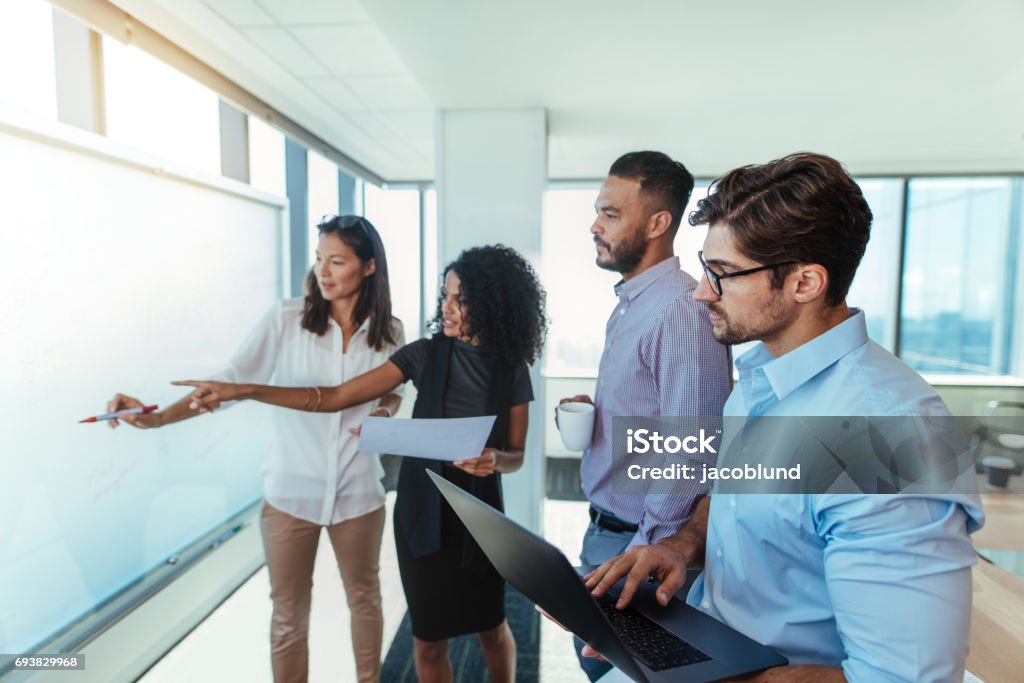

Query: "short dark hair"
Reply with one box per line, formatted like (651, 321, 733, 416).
(609, 151, 695, 234)
(688, 152, 872, 307)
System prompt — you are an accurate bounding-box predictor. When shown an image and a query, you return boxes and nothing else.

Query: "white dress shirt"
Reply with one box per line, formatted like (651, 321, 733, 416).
(211, 299, 404, 525)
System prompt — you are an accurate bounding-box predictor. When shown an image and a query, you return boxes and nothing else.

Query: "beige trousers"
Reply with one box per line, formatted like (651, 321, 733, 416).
(260, 502, 386, 683)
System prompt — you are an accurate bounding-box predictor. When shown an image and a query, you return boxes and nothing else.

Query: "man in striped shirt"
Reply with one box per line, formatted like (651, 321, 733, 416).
(558, 151, 732, 680)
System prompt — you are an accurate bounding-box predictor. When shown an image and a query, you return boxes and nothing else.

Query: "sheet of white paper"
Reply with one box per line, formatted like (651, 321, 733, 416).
(357, 415, 497, 461)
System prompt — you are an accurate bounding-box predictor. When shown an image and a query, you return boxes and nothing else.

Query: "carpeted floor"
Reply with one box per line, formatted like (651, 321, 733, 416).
(381, 585, 540, 682)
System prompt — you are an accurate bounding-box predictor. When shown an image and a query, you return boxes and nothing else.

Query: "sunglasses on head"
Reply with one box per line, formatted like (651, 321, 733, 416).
(319, 214, 374, 253)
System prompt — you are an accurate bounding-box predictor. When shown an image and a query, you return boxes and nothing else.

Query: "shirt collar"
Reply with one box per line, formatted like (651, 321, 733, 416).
(736, 308, 869, 402)
(613, 256, 680, 302)
(328, 316, 371, 337)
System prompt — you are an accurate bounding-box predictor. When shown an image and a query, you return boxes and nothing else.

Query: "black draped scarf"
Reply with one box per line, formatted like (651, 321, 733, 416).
(393, 335, 514, 574)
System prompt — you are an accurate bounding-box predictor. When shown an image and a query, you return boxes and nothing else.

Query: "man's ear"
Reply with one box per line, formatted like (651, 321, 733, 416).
(791, 264, 829, 303)
(646, 210, 673, 241)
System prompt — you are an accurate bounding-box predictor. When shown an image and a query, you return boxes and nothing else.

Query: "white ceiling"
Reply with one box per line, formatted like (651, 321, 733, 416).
(111, 0, 1024, 182)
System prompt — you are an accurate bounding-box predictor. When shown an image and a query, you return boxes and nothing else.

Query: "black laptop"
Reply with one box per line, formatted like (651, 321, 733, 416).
(427, 470, 787, 682)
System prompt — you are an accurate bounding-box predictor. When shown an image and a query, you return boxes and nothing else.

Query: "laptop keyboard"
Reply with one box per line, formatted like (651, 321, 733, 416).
(596, 593, 712, 671)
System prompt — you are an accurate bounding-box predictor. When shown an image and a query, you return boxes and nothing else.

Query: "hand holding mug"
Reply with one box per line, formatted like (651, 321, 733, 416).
(556, 399, 596, 451)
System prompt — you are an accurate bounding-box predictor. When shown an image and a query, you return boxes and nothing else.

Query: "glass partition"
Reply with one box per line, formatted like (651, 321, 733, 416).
(901, 178, 1020, 374)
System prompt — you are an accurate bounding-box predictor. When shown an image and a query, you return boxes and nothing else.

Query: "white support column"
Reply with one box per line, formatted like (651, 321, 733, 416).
(435, 108, 548, 532)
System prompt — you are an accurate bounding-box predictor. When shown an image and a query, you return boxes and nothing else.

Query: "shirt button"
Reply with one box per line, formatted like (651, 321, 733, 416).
(701, 600, 710, 610)
(619, 309, 626, 316)
(729, 498, 736, 508)
(716, 549, 722, 558)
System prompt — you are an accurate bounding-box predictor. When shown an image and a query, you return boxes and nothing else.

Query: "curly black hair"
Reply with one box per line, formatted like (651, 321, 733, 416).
(428, 244, 548, 367)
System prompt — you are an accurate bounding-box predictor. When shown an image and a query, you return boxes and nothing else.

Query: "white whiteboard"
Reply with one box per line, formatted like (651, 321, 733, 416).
(0, 114, 285, 653)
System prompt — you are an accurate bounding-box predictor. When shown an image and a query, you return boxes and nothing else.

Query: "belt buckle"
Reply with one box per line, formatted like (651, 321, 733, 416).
(592, 507, 618, 532)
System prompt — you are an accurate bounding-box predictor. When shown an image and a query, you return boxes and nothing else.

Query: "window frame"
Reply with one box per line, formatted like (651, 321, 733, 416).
(542, 174, 1024, 382)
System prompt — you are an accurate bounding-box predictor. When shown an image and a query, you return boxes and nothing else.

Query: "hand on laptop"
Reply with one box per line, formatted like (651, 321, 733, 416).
(585, 541, 693, 609)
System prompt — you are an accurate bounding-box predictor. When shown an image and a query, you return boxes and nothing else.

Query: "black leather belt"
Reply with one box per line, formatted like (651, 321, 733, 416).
(589, 506, 639, 533)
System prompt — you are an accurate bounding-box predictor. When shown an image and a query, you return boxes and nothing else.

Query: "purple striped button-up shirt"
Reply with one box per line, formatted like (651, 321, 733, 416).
(582, 256, 731, 544)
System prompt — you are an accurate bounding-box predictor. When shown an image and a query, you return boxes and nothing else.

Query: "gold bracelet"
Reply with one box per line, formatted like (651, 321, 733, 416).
(302, 386, 312, 411)
(311, 386, 322, 413)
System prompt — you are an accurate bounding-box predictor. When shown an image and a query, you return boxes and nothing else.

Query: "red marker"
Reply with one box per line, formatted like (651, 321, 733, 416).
(79, 405, 159, 423)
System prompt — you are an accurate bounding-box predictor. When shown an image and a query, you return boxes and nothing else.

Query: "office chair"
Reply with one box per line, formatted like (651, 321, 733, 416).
(972, 400, 1024, 475)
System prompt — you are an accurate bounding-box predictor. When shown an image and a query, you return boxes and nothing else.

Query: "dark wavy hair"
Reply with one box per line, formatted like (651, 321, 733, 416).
(301, 215, 398, 350)
(688, 152, 872, 307)
(428, 245, 548, 367)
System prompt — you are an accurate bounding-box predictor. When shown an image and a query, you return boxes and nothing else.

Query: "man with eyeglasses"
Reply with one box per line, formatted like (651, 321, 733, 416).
(557, 151, 732, 680)
(584, 153, 983, 682)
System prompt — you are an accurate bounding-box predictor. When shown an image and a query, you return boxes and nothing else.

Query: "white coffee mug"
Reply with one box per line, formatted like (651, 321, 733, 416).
(557, 401, 596, 452)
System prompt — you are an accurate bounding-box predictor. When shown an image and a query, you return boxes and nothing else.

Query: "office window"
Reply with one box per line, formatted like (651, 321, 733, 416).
(307, 149, 340, 258)
(541, 184, 712, 376)
(542, 187, 618, 376)
(422, 188, 438, 339)
(364, 185, 423, 339)
(103, 37, 220, 176)
(248, 116, 286, 197)
(354, 177, 366, 214)
(848, 179, 904, 350)
(900, 178, 1021, 375)
(0, 0, 57, 121)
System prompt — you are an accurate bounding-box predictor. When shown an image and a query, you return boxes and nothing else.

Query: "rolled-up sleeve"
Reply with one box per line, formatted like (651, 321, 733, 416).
(814, 495, 980, 682)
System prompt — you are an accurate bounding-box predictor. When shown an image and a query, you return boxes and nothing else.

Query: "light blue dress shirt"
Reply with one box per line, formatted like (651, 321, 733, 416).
(687, 310, 984, 682)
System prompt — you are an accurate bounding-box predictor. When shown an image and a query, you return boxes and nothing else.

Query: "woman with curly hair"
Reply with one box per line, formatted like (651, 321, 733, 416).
(175, 244, 548, 683)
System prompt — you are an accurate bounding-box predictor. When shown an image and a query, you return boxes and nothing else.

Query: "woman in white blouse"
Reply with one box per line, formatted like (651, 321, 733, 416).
(106, 215, 403, 683)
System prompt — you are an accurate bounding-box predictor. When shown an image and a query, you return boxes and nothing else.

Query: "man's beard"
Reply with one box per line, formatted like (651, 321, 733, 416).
(596, 225, 647, 274)
(708, 295, 790, 346)
(708, 307, 748, 346)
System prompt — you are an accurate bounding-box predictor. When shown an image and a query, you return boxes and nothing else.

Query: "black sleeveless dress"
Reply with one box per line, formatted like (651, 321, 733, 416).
(389, 335, 533, 641)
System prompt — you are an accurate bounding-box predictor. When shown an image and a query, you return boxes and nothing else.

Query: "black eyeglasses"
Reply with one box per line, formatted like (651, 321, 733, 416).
(319, 214, 374, 252)
(697, 250, 799, 296)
